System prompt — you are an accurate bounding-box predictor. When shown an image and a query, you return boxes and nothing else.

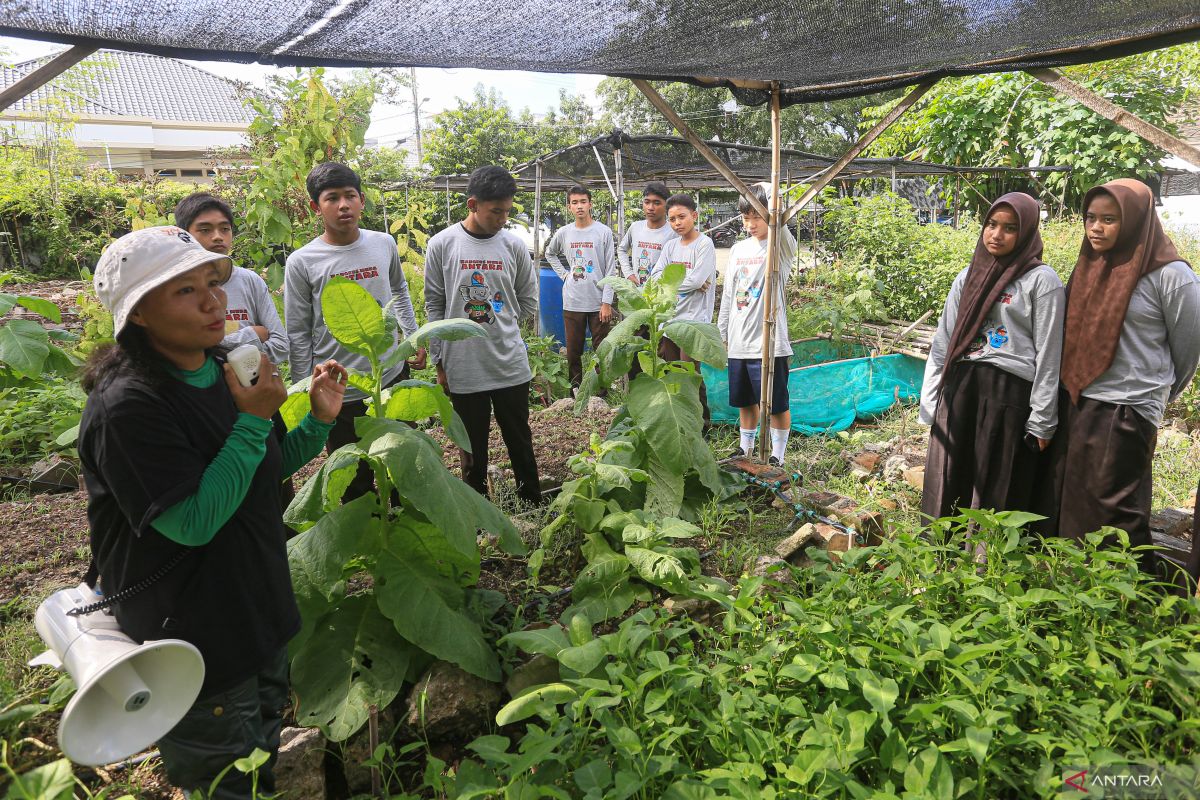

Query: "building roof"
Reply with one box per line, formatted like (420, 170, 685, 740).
(0, 49, 255, 124)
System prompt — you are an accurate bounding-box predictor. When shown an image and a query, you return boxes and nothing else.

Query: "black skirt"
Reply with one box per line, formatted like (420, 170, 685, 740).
(1035, 392, 1158, 568)
(922, 361, 1041, 522)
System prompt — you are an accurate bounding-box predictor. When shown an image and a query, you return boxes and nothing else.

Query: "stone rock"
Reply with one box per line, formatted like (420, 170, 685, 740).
(486, 465, 505, 489)
(877, 498, 898, 511)
(902, 466, 925, 492)
(546, 397, 575, 412)
(586, 396, 611, 415)
(663, 596, 722, 625)
(883, 455, 909, 482)
(505, 654, 561, 699)
(275, 727, 326, 800)
(404, 661, 503, 742)
(862, 441, 890, 454)
(774, 523, 816, 562)
(749, 555, 792, 584)
(30, 455, 78, 486)
(1158, 427, 1190, 450)
(850, 452, 881, 481)
(1168, 417, 1189, 434)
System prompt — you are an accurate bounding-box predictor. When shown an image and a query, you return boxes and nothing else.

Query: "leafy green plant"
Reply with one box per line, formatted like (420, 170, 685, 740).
(0, 280, 78, 386)
(0, 377, 85, 467)
(570, 263, 739, 519)
(459, 513, 1200, 799)
(281, 276, 527, 742)
(525, 334, 571, 405)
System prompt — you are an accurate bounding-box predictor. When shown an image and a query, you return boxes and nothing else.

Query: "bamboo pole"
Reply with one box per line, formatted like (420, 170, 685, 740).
(533, 161, 543, 336)
(1027, 68, 1200, 168)
(614, 145, 626, 243)
(630, 79, 769, 219)
(0, 44, 99, 113)
(757, 84, 783, 463)
(781, 81, 937, 222)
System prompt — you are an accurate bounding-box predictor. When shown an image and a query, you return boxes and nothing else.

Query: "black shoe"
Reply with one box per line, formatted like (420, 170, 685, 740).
(768, 455, 783, 467)
(726, 446, 746, 460)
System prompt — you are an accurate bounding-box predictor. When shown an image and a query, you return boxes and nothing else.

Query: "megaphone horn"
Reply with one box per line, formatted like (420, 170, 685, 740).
(30, 584, 205, 767)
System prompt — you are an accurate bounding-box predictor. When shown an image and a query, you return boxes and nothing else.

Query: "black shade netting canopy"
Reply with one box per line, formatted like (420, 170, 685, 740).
(422, 133, 1069, 192)
(1, 0, 1197, 103)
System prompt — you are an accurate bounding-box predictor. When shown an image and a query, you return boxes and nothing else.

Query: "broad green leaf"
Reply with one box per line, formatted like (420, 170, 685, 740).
(2, 757, 75, 800)
(291, 594, 412, 741)
(280, 377, 314, 430)
(374, 538, 499, 681)
(385, 513, 480, 585)
(564, 533, 638, 624)
(16, 295, 61, 323)
(287, 494, 380, 602)
(53, 423, 79, 447)
(233, 748, 270, 774)
(658, 261, 686, 291)
(626, 546, 689, 593)
(598, 276, 648, 311)
(858, 671, 900, 715)
(494, 683, 577, 726)
(0, 703, 50, 728)
(627, 372, 703, 476)
(357, 420, 522, 554)
(0, 292, 17, 316)
(285, 445, 365, 529)
(644, 453, 686, 517)
(384, 382, 442, 420)
(964, 726, 992, 764)
(573, 368, 601, 413)
(321, 275, 390, 359)
(662, 321, 727, 368)
(575, 759, 614, 795)
(0, 319, 50, 377)
(385, 318, 487, 368)
(501, 626, 570, 658)
(557, 638, 606, 674)
(602, 308, 654, 347)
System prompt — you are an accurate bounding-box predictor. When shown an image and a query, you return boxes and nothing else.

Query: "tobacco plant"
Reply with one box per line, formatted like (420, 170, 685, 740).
(457, 512, 1200, 799)
(282, 277, 526, 742)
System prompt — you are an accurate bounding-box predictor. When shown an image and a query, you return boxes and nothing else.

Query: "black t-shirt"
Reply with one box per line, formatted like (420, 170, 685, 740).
(78, 363, 300, 694)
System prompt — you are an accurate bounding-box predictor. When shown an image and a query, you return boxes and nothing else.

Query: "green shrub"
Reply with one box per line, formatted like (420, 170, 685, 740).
(0, 377, 85, 467)
(462, 513, 1200, 798)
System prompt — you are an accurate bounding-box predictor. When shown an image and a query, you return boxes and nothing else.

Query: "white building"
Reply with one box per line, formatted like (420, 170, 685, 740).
(0, 49, 252, 183)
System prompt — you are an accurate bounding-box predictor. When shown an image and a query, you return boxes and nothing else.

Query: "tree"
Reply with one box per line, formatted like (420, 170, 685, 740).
(862, 43, 1200, 209)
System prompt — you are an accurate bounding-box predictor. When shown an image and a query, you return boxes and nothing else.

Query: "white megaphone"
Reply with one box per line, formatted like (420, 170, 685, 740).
(29, 583, 205, 766)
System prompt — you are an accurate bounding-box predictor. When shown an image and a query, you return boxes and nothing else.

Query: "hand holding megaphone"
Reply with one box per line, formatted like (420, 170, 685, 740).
(223, 348, 285, 420)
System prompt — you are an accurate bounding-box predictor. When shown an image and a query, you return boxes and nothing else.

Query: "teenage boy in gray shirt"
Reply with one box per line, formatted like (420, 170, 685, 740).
(425, 166, 542, 505)
(174, 193, 289, 365)
(284, 162, 420, 499)
(618, 181, 676, 285)
(545, 184, 616, 389)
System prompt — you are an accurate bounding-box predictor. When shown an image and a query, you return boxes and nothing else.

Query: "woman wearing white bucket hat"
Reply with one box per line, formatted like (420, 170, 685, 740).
(76, 226, 347, 798)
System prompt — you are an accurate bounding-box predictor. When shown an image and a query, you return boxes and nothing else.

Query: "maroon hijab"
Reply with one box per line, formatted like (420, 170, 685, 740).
(943, 192, 1045, 375)
(1060, 179, 1185, 402)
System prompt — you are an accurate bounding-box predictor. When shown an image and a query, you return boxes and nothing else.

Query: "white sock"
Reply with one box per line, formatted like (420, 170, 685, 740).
(770, 427, 789, 461)
(739, 428, 757, 454)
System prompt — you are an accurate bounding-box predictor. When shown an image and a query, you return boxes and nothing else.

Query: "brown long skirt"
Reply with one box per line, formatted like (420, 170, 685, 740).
(1035, 392, 1158, 570)
(921, 362, 1040, 521)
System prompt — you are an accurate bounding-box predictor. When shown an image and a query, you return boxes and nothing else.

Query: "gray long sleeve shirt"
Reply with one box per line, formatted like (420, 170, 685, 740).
(424, 223, 538, 394)
(1080, 260, 1200, 426)
(920, 264, 1066, 439)
(221, 266, 289, 364)
(283, 229, 418, 400)
(650, 234, 717, 323)
(617, 220, 677, 282)
(545, 221, 616, 310)
(718, 228, 797, 359)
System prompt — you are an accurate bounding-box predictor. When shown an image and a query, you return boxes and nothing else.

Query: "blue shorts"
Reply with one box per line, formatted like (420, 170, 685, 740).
(728, 356, 790, 414)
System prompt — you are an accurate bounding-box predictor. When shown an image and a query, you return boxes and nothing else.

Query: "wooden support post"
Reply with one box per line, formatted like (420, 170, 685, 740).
(0, 44, 99, 113)
(758, 84, 783, 463)
(1028, 68, 1200, 169)
(782, 81, 936, 222)
(614, 145, 626, 243)
(631, 78, 768, 218)
(533, 161, 543, 336)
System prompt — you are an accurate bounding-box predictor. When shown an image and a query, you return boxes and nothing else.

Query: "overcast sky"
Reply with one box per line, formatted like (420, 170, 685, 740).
(0, 35, 606, 145)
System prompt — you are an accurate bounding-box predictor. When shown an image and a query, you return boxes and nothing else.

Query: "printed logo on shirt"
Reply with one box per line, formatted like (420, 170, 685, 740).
(572, 247, 587, 281)
(459, 259, 505, 272)
(333, 266, 380, 281)
(967, 319, 1009, 358)
(999, 291, 1014, 305)
(636, 247, 653, 280)
(226, 308, 251, 322)
(459, 271, 501, 325)
(735, 279, 762, 311)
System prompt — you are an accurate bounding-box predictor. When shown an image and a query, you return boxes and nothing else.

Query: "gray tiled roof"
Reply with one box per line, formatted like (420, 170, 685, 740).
(0, 49, 255, 124)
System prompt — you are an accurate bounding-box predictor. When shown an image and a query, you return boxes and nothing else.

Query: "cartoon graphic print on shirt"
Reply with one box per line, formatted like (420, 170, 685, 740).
(572, 248, 586, 281)
(491, 292, 505, 314)
(459, 271, 497, 325)
(986, 325, 1009, 348)
(637, 248, 651, 281)
(735, 286, 750, 310)
(965, 318, 1009, 358)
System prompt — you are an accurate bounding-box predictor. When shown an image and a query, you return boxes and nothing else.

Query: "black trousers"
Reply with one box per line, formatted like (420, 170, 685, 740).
(921, 362, 1039, 522)
(450, 381, 542, 504)
(158, 648, 289, 799)
(325, 365, 408, 502)
(563, 309, 610, 388)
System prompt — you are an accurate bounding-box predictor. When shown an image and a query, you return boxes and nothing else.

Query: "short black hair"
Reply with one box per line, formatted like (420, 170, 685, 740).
(174, 192, 234, 232)
(737, 185, 769, 216)
(666, 193, 696, 212)
(306, 162, 362, 203)
(567, 184, 591, 201)
(643, 182, 669, 201)
(467, 166, 517, 202)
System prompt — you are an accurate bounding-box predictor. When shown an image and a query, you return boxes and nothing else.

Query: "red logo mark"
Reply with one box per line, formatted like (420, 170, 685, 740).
(1064, 770, 1088, 792)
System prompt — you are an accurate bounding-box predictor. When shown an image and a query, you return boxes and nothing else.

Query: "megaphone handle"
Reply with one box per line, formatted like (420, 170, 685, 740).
(68, 547, 192, 617)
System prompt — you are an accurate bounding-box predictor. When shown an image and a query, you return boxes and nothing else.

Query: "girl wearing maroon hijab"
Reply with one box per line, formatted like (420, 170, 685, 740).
(920, 193, 1066, 525)
(1040, 178, 1200, 589)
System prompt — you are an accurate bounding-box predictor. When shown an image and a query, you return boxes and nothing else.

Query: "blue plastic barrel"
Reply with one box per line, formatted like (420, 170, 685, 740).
(538, 266, 565, 347)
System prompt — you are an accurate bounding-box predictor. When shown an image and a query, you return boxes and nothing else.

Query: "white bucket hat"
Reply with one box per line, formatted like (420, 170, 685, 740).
(94, 226, 233, 335)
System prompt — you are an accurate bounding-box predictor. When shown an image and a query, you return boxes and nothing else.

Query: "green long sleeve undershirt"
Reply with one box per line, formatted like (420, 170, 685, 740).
(151, 357, 334, 547)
